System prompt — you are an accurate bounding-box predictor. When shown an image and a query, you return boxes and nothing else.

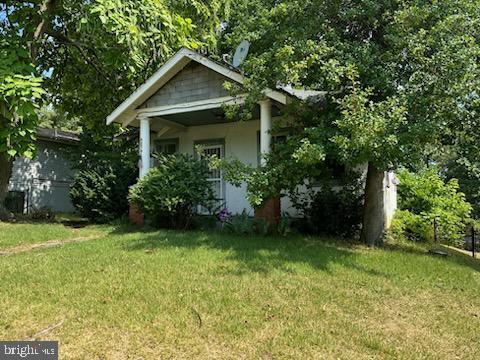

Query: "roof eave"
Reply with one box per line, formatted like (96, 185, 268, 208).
(107, 48, 194, 125)
(106, 47, 291, 126)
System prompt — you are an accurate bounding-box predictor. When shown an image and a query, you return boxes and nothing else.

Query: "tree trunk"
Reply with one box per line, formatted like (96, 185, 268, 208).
(360, 162, 385, 247)
(0, 152, 13, 214)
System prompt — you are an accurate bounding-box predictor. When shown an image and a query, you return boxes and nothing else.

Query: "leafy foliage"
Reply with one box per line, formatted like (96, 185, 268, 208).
(293, 172, 364, 237)
(387, 210, 432, 244)
(70, 165, 136, 223)
(218, 0, 480, 245)
(37, 106, 81, 132)
(0, 37, 44, 210)
(67, 126, 138, 222)
(392, 168, 472, 243)
(39, 0, 225, 136)
(442, 151, 480, 219)
(0, 0, 225, 212)
(205, 125, 328, 208)
(223, 210, 254, 235)
(129, 154, 214, 229)
(277, 214, 294, 237)
(0, 39, 44, 160)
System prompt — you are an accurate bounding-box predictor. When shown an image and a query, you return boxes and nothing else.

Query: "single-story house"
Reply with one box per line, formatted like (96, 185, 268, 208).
(7, 128, 79, 213)
(106, 48, 397, 226)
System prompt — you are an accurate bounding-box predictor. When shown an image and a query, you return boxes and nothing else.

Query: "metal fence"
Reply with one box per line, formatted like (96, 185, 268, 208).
(433, 218, 477, 259)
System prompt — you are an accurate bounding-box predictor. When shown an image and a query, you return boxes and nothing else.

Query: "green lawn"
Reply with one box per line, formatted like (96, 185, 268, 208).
(0, 221, 109, 250)
(0, 223, 479, 359)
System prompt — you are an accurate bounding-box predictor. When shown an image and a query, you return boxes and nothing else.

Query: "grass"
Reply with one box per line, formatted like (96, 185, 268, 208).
(0, 221, 109, 250)
(0, 222, 479, 359)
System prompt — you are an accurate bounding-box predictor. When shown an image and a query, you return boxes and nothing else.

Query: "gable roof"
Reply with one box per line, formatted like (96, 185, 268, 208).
(106, 48, 289, 126)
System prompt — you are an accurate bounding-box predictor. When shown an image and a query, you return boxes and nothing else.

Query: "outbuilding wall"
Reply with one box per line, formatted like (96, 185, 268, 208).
(8, 140, 76, 213)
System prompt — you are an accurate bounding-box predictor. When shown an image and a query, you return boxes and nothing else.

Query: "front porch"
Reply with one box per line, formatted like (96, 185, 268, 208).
(136, 97, 278, 177)
(106, 48, 303, 217)
(137, 101, 281, 215)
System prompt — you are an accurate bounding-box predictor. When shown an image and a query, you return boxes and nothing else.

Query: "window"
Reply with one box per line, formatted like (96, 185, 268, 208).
(155, 139, 178, 155)
(5, 191, 25, 213)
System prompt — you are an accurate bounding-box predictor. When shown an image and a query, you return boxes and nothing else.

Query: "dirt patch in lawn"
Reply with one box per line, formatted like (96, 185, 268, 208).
(0, 235, 102, 256)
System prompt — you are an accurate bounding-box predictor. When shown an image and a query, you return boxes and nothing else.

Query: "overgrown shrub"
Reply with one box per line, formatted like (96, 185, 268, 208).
(391, 167, 472, 243)
(387, 209, 433, 243)
(296, 173, 364, 237)
(129, 154, 214, 229)
(67, 126, 138, 223)
(70, 166, 136, 222)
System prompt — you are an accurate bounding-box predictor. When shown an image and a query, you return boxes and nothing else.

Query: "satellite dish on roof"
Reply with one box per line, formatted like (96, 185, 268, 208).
(232, 40, 250, 68)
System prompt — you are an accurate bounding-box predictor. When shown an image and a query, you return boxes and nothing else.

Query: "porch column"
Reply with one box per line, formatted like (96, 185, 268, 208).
(259, 99, 272, 165)
(139, 115, 151, 178)
(256, 99, 280, 230)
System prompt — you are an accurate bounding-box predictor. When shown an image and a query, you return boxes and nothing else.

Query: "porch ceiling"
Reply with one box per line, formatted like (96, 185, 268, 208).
(155, 103, 282, 127)
(162, 108, 240, 126)
(131, 103, 282, 130)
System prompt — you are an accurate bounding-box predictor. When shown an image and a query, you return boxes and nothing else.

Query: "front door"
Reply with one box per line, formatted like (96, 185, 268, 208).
(199, 143, 225, 214)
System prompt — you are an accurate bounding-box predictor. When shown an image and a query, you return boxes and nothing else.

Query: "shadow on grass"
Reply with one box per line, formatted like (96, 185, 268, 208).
(114, 225, 390, 277)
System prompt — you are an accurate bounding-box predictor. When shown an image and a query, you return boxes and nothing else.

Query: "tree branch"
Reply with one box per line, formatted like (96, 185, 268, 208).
(45, 29, 112, 83)
(29, 0, 58, 59)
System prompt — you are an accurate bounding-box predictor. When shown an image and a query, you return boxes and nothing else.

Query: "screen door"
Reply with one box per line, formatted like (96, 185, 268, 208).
(199, 143, 224, 214)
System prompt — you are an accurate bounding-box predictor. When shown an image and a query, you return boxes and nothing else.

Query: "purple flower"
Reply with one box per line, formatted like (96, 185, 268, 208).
(218, 208, 232, 223)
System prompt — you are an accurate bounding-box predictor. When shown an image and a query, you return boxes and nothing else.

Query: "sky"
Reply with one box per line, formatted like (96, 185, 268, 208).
(0, 6, 53, 79)
(0, 5, 9, 23)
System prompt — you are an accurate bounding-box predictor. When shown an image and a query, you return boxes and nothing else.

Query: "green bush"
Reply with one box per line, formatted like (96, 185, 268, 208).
(299, 173, 364, 237)
(70, 166, 136, 223)
(387, 210, 432, 243)
(129, 154, 214, 229)
(392, 168, 472, 243)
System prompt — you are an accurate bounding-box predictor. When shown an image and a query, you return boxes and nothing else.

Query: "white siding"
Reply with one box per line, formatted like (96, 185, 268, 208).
(9, 140, 76, 213)
(158, 123, 397, 221)
(383, 171, 398, 229)
(165, 120, 258, 215)
(161, 120, 304, 216)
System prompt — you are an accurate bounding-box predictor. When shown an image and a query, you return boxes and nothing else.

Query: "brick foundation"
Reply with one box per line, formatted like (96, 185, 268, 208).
(254, 197, 281, 229)
(129, 203, 144, 226)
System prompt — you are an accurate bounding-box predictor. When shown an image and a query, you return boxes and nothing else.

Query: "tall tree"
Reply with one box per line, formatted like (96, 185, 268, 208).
(0, 0, 225, 215)
(219, 0, 480, 245)
(0, 37, 44, 216)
